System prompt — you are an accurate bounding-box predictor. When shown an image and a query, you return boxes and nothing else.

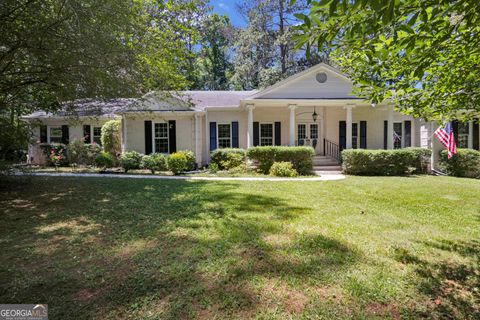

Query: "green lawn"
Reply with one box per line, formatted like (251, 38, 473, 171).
(0, 176, 479, 319)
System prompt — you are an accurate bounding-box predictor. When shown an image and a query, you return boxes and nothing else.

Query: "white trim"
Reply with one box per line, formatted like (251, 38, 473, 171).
(152, 121, 169, 154)
(217, 123, 232, 149)
(90, 125, 102, 144)
(391, 121, 404, 149)
(258, 122, 275, 146)
(47, 125, 62, 144)
(248, 63, 352, 99)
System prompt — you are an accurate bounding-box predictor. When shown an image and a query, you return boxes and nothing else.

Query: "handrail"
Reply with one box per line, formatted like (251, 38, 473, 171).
(323, 139, 342, 162)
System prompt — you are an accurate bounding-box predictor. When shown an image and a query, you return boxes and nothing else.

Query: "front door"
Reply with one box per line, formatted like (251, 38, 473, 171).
(297, 123, 320, 153)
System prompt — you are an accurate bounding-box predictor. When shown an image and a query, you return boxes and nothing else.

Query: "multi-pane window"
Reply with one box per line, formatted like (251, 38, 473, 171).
(154, 123, 169, 153)
(260, 123, 273, 146)
(217, 124, 231, 148)
(352, 123, 358, 149)
(310, 124, 318, 140)
(297, 124, 306, 145)
(93, 127, 102, 144)
(457, 123, 469, 148)
(49, 127, 62, 143)
(393, 122, 403, 149)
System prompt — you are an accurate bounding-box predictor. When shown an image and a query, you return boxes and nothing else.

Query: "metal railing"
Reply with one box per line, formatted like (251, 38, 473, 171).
(323, 139, 342, 162)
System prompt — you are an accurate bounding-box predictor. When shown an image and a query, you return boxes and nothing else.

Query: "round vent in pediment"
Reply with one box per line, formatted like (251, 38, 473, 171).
(316, 72, 327, 83)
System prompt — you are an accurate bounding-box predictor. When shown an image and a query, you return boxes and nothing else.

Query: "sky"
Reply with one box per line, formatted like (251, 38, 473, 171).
(210, 0, 245, 27)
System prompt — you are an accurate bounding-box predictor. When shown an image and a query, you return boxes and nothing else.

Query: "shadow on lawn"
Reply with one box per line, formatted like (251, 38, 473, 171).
(394, 239, 480, 318)
(0, 176, 360, 319)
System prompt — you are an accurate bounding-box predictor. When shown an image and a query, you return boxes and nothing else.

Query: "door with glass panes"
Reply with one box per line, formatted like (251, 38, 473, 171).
(297, 123, 320, 154)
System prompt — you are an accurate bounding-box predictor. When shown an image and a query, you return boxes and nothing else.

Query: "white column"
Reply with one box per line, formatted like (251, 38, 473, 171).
(387, 107, 394, 149)
(205, 110, 209, 162)
(345, 105, 353, 149)
(289, 104, 297, 146)
(246, 104, 255, 148)
(194, 114, 201, 166)
(122, 115, 127, 152)
(468, 121, 474, 149)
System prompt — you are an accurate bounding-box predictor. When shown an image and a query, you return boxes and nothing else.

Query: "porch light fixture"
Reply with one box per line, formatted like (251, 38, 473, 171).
(312, 107, 318, 122)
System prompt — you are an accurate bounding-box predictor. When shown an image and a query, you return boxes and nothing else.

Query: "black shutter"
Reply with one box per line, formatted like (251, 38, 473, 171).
(384, 120, 388, 149)
(274, 122, 281, 146)
(144, 120, 152, 154)
(339, 121, 346, 150)
(40, 125, 47, 143)
(473, 121, 479, 150)
(83, 125, 91, 143)
(253, 122, 259, 146)
(404, 121, 412, 147)
(61, 125, 69, 144)
(209, 122, 217, 151)
(360, 121, 367, 149)
(232, 121, 239, 148)
(452, 120, 459, 140)
(168, 120, 176, 153)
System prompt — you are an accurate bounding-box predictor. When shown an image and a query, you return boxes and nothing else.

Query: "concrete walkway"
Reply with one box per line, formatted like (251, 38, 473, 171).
(13, 172, 345, 181)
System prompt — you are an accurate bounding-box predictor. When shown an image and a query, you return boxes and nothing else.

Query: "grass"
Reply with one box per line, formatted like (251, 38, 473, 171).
(0, 175, 479, 319)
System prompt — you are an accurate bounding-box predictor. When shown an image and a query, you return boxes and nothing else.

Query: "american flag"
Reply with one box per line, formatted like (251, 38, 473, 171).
(434, 122, 457, 159)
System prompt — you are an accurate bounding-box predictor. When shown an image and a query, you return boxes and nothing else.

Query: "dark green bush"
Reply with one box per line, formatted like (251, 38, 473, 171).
(342, 148, 432, 176)
(68, 139, 102, 165)
(439, 148, 480, 178)
(210, 148, 246, 170)
(141, 153, 167, 174)
(269, 161, 298, 177)
(246, 146, 314, 175)
(95, 152, 115, 168)
(120, 151, 142, 172)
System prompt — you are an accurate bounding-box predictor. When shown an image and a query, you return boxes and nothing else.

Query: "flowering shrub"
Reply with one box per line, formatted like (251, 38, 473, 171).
(40, 144, 68, 167)
(48, 145, 66, 167)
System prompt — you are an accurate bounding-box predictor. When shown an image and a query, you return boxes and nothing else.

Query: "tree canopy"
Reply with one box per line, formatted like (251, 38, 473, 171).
(295, 0, 480, 121)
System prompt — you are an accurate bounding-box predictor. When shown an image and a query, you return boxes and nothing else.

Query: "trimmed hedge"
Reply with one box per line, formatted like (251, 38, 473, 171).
(342, 148, 432, 176)
(246, 146, 315, 175)
(439, 148, 480, 178)
(210, 148, 246, 170)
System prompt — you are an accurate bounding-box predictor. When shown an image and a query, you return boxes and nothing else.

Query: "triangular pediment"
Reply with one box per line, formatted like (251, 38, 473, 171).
(251, 63, 357, 100)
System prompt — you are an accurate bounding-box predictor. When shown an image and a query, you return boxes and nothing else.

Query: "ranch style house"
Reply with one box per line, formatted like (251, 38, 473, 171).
(23, 63, 480, 169)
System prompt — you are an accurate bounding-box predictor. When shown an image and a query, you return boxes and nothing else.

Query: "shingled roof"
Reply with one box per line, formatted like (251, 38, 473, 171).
(22, 98, 136, 119)
(22, 91, 259, 119)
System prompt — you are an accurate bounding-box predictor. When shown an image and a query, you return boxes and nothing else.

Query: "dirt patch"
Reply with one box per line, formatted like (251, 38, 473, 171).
(365, 302, 400, 320)
(262, 279, 308, 315)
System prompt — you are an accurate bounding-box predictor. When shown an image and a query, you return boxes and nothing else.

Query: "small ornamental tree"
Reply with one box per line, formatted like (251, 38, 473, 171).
(101, 120, 121, 156)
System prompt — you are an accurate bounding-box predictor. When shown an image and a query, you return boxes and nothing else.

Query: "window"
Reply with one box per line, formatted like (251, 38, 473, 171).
(260, 123, 274, 146)
(457, 123, 469, 148)
(297, 124, 306, 145)
(92, 127, 102, 144)
(393, 122, 403, 149)
(49, 127, 62, 143)
(217, 123, 231, 148)
(310, 124, 318, 140)
(352, 123, 358, 149)
(154, 123, 169, 153)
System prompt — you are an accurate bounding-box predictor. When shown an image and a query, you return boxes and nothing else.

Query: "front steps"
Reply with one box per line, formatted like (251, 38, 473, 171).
(312, 155, 342, 175)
